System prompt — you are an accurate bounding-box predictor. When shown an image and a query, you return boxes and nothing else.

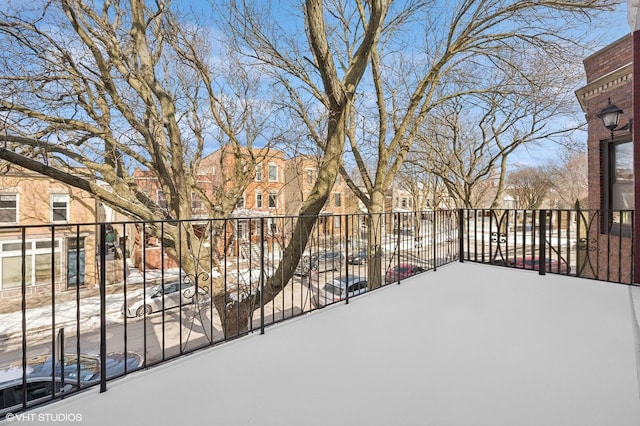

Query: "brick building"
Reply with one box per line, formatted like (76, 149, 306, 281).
(575, 34, 633, 282)
(284, 155, 355, 247)
(0, 166, 104, 299)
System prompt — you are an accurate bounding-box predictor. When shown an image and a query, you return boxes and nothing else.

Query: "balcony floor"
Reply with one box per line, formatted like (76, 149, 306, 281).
(27, 263, 640, 425)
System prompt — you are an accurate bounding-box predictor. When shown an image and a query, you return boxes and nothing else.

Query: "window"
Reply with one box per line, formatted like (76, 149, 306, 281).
(268, 164, 278, 182)
(0, 239, 61, 291)
(236, 221, 248, 239)
(157, 190, 167, 209)
(256, 191, 263, 208)
(67, 237, 85, 288)
(268, 192, 278, 208)
(236, 194, 246, 209)
(51, 194, 69, 222)
(269, 218, 278, 235)
(306, 169, 314, 185)
(401, 198, 408, 209)
(255, 164, 263, 181)
(334, 193, 341, 207)
(334, 215, 341, 229)
(191, 192, 203, 211)
(0, 194, 17, 223)
(604, 140, 633, 234)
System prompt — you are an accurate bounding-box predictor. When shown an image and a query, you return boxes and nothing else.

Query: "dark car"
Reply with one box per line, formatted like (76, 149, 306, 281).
(0, 376, 75, 411)
(514, 256, 570, 274)
(385, 263, 426, 284)
(0, 351, 143, 411)
(347, 249, 368, 265)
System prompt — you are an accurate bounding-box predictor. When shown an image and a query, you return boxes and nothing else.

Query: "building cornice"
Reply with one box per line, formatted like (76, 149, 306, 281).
(575, 63, 632, 112)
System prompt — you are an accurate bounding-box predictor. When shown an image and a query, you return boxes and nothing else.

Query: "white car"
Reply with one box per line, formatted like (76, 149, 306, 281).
(294, 251, 344, 276)
(312, 275, 368, 307)
(122, 277, 210, 318)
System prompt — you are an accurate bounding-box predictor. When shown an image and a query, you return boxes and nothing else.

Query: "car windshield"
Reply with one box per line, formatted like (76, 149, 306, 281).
(323, 283, 343, 297)
(60, 354, 100, 382)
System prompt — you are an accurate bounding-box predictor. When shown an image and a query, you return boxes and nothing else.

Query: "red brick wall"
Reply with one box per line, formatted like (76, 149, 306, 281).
(576, 34, 633, 283)
(583, 35, 632, 84)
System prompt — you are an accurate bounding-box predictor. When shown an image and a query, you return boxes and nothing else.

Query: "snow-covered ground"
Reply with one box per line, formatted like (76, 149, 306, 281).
(0, 265, 182, 345)
(18, 263, 640, 426)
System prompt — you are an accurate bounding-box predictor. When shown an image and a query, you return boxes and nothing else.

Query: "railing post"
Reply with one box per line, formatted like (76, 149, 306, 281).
(432, 211, 437, 271)
(260, 217, 265, 335)
(396, 213, 401, 284)
(458, 209, 464, 263)
(538, 210, 547, 276)
(345, 215, 350, 304)
(99, 223, 107, 393)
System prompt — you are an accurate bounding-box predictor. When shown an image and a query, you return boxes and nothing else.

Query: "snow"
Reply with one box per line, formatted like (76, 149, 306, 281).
(13, 263, 640, 425)
(0, 263, 195, 346)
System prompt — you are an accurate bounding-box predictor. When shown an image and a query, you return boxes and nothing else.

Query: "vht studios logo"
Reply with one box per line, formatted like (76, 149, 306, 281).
(5, 412, 83, 422)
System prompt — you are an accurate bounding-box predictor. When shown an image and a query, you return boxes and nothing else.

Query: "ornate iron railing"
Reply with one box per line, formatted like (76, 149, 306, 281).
(460, 209, 634, 284)
(0, 208, 633, 418)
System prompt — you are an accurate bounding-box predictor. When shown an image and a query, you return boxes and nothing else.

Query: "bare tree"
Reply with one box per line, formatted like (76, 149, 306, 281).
(507, 165, 553, 209)
(547, 149, 589, 208)
(222, 0, 390, 299)
(0, 0, 281, 335)
(411, 55, 587, 209)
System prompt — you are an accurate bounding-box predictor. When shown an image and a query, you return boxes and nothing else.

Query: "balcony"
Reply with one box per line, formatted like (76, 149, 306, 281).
(11, 263, 640, 425)
(1, 209, 639, 424)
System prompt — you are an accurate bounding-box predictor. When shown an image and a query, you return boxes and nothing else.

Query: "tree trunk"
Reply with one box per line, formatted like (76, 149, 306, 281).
(366, 192, 386, 290)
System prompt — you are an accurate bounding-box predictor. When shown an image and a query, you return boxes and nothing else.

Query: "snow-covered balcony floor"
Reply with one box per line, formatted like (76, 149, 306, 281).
(26, 263, 640, 426)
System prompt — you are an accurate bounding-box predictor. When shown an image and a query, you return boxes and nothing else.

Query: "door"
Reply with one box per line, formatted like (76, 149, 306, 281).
(66, 237, 85, 288)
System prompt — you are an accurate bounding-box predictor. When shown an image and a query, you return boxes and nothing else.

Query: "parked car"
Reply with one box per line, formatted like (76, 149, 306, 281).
(122, 277, 210, 318)
(0, 351, 143, 411)
(385, 263, 426, 284)
(315, 275, 368, 306)
(347, 249, 368, 265)
(514, 256, 570, 274)
(21, 352, 144, 384)
(295, 251, 344, 276)
(0, 376, 74, 411)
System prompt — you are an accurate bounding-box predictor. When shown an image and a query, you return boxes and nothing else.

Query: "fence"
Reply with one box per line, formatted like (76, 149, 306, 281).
(461, 209, 634, 284)
(0, 208, 633, 417)
(0, 210, 458, 416)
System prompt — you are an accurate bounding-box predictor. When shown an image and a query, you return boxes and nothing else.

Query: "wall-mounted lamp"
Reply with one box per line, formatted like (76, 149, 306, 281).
(598, 98, 632, 140)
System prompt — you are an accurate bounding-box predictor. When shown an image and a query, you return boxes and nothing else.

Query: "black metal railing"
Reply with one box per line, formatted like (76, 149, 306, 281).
(0, 210, 458, 417)
(460, 209, 634, 284)
(0, 208, 633, 418)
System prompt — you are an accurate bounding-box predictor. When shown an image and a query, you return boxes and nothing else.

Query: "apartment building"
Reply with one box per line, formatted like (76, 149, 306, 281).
(284, 155, 354, 248)
(0, 165, 102, 299)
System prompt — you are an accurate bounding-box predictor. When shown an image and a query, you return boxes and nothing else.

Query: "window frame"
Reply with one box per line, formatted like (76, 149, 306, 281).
(268, 192, 278, 209)
(0, 238, 62, 291)
(236, 194, 246, 210)
(156, 190, 167, 209)
(601, 137, 633, 236)
(268, 164, 278, 182)
(0, 193, 18, 224)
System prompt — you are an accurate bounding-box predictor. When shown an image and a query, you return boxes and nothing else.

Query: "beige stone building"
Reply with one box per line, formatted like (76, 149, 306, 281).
(0, 165, 104, 299)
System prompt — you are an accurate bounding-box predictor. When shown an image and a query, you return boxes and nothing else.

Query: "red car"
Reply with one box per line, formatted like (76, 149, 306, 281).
(514, 256, 570, 274)
(385, 263, 426, 284)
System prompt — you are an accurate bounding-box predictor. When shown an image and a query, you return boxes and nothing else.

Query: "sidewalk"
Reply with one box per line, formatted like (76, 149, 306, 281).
(0, 262, 181, 349)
